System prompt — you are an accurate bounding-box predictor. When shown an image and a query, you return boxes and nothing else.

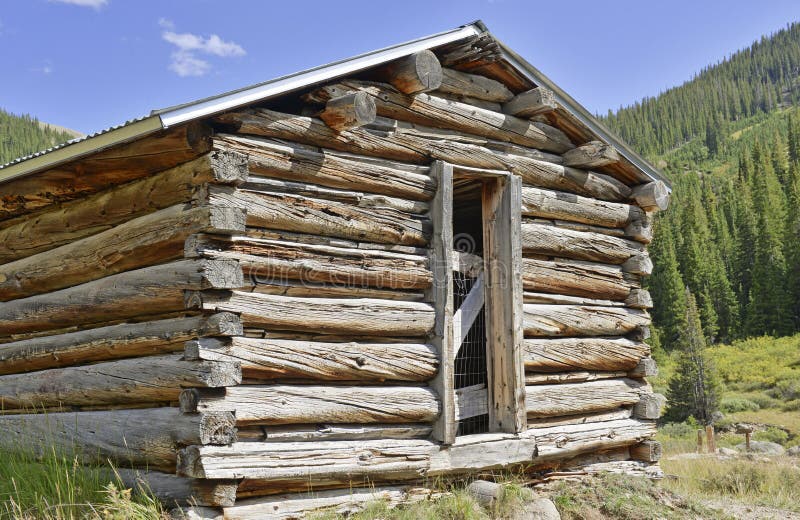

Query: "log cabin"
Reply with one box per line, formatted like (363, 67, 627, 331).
(0, 21, 670, 519)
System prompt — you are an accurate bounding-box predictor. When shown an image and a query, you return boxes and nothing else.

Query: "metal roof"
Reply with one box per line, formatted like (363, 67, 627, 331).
(0, 21, 665, 187)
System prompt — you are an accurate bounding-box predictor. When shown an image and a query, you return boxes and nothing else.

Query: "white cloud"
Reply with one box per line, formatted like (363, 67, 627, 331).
(49, 0, 109, 9)
(160, 20, 245, 77)
(169, 51, 211, 77)
(158, 18, 175, 30)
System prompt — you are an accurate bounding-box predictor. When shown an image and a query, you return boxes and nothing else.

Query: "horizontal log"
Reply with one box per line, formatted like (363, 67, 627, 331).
(185, 337, 438, 382)
(0, 122, 212, 220)
(527, 407, 633, 428)
(438, 67, 513, 102)
(502, 87, 557, 118)
(0, 313, 241, 375)
(523, 337, 650, 372)
(214, 134, 435, 201)
(631, 181, 670, 211)
(208, 185, 430, 246)
(319, 92, 377, 131)
(528, 418, 657, 464)
(113, 468, 236, 508)
(186, 234, 431, 291)
(239, 227, 427, 256)
(216, 109, 631, 201)
(180, 417, 655, 482)
(521, 186, 644, 229)
(526, 379, 647, 418)
(522, 258, 631, 300)
(243, 278, 424, 302)
(201, 291, 435, 336)
(562, 141, 620, 169)
(0, 150, 247, 265)
(525, 371, 629, 385)
(382, 50, 442, 94)
(176, 438, 429, 480)
(523, 305, 650, 337)
(521, 222, 644, 264)
(0, 259, 243, 337)
(180, 385, 440, 426)
(306, 80, 573, 153)
(222, 486, 434, 520)
(243, 175, 429, 214)
(523, 291, 622, 307)
(0, 407, 235, 471)
(0, 205, 245, 301)
(0, 354, 241, 409)
(237, 423, 432, 443)
(525, 217, 626, 239)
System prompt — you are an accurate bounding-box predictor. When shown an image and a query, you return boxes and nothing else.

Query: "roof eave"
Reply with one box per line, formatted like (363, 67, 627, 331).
(492, 38, 670, 189)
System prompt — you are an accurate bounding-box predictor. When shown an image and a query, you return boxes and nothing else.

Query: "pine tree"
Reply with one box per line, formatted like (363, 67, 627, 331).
(646, 219, 687, 348)
(665, 288, 721, 425)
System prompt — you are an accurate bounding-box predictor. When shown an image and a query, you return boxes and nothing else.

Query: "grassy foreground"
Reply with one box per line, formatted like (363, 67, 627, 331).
(0, 447, 166, 520)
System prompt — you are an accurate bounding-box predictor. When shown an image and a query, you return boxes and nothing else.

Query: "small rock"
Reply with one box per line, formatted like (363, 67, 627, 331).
(717, 447, 737, 456)
(711, 411, 725, 423)
(514, 498, 561, 520)
(788, 446, 800, 457)
(734, 441, 785, 456)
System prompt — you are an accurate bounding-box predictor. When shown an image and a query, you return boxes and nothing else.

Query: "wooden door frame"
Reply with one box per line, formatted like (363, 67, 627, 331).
(482, 174, 526, 434)
(428, 161, 526, 445)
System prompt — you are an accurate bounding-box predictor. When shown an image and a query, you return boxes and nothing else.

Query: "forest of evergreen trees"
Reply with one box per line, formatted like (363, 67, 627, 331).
(605, 22, 800, 157)
(604, 22, 800, 355)
(0, 109, 74, 166)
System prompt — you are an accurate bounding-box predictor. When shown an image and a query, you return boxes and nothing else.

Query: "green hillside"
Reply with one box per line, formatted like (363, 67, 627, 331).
(603, 22, 800, 350)
(0, 109, 76, 166)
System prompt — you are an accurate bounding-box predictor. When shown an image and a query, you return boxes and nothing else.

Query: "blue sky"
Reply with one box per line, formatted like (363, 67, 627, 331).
(1, 0, 798, 134)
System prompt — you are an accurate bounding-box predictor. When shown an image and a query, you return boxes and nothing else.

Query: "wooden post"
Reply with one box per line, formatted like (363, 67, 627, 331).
(428, 161, 455, 444)
(745, 431, 751, 451)
(706, 425, 716, 454)
(696, 429, 704, 453)
(483, 175, 526, 433)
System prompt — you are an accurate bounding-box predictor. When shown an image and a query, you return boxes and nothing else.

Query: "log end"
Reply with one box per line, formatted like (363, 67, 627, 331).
(630, 440, 662, 462)
(629, 357, 658, 379)
(387, 50, 443, 94)
(201, 312, 243, 337)
(177, 446, 205, 479)
(633, 393, 665, 420)
(199, 412, 238, 445)
(209, 150, 250, 185)
(632, 181, 670, 212)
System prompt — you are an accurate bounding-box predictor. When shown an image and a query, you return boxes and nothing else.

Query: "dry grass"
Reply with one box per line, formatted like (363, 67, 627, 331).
(0, 447, 166, 520)
(660, 456, 800, 512)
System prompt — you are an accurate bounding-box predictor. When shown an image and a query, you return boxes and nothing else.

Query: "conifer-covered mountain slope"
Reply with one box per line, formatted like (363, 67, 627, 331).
(603, 22, 800, 351)
(0, 109, 77, 166)
(604, 22, 800, 158)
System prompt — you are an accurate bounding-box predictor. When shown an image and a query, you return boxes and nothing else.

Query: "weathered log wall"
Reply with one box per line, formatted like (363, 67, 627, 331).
(0, 46, 666, 516)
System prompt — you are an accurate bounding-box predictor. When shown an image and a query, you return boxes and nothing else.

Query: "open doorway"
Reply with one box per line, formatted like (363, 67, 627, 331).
(452, 178, 489, 436)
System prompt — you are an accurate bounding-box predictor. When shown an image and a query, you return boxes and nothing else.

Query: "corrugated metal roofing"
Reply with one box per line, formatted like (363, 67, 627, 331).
(0, 21, 665, 187)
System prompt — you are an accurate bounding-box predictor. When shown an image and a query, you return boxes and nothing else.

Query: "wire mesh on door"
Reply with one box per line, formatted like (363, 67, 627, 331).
(453, 269, 489, 436)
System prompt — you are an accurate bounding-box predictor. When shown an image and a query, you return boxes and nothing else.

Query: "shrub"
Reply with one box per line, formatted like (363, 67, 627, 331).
(781, 399, 800, 411)
(753, 426, 789, 445)
(719, 397, 760, 413)
(771, 378, 800, 401)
